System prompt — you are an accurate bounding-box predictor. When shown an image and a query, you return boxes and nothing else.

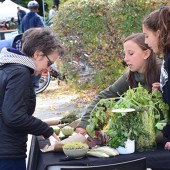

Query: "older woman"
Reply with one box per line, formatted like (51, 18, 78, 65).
(0, 27, 63, 170)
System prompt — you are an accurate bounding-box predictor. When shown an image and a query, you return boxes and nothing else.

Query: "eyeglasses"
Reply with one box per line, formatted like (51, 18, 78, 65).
(45, 55, 54, 67)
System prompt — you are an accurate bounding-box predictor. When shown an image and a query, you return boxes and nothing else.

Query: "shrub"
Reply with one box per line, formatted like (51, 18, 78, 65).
(52, 0, 168, 90)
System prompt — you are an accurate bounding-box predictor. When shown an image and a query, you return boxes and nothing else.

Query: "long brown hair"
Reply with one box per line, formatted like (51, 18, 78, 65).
(142, 6, 170, 55)
(124, 33, 161, 91)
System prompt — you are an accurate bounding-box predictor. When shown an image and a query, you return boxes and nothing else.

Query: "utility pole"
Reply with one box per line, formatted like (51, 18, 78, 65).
(42, 0, 45, 22)
(36, 0, 45, 22)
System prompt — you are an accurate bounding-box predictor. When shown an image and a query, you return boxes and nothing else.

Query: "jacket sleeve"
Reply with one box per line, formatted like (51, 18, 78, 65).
(2, 67, 53, 139)
(36, 16, 45, 27)
(17, 12, 20, 25)
(21, 17, 25, 33)
(161, 124, 170, 146)
(77, 73, 130, 129)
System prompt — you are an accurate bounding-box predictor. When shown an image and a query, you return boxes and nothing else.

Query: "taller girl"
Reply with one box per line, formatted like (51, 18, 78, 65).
(142, 6, 170, 150)
(143, 6, 170, 117)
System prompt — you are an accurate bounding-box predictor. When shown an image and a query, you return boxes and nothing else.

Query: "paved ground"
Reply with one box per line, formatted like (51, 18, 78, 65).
(34, 80, 87, 121)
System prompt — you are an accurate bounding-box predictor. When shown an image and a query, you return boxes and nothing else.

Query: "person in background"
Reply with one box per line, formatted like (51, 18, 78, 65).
(49, 5, 56, 19)
(0, 27, 63, 170)
(75, 33, 161, 136)
(17, 6, 26, 34)
(2, 21, 9, 30)
(21, 0, 44, 33)
(21, 0, 45, 89)
(142, 6, 170, 150)
(9, 17, 17, 30)
(54, 0, 60, 10)
(0, 22, 7, 30)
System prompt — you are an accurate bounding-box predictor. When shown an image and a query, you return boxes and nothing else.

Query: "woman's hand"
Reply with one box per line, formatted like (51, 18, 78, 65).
(52, 132, 61, 142)
(75, 127, 87, 136)
(152, 82, 160, 92)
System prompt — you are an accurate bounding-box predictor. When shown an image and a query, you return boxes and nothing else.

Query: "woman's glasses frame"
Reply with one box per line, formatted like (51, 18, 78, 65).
(45, 55, 53, 67)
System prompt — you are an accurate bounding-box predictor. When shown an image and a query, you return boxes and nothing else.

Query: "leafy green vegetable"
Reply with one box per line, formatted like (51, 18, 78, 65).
(155, 122, 167, 130)
(60, 113, 78, 124)
(86, 84, 169, 151)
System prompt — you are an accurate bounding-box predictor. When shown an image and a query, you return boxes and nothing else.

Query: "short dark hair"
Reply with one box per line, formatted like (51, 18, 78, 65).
(22, 27, 64, 57)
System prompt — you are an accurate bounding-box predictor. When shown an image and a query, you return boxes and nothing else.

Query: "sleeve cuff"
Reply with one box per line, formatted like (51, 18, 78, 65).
(43, 127, 54, 139)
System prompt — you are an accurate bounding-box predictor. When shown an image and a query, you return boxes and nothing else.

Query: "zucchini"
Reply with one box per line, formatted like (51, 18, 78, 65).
(92, 146, 119, 156)
(87, 150, 109, 157)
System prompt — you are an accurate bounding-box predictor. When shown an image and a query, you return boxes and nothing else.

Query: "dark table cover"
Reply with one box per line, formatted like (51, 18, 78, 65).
(27, 136, 170, 170)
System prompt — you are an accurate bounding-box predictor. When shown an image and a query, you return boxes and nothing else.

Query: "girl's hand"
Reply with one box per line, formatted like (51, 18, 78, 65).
(152, 82, 160, 92)
(75, 127, 87, 136)
(165, 142, 170, 150)
(52, 132, 61, 142)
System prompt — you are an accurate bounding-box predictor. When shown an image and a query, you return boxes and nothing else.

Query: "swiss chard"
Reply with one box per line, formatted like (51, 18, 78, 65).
(86, 84, 169, 150)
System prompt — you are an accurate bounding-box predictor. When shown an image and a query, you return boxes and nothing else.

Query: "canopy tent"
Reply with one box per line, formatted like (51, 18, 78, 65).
(0, 0, 29, 22)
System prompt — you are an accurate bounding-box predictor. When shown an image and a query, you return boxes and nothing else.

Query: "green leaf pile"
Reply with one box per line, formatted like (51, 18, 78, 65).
(86, 85, 169, 151)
